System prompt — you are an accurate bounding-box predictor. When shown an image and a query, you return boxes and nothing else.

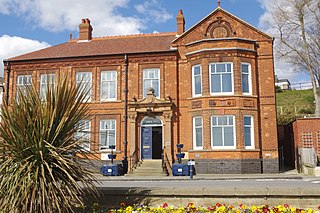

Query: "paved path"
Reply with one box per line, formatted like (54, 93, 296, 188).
(91, 171, 320, 209)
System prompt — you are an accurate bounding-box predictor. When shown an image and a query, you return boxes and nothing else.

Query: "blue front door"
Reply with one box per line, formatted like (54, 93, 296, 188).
(142, 127, 152, 159)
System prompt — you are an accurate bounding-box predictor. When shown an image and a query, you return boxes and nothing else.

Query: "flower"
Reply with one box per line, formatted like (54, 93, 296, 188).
(162, 203, 169, 208)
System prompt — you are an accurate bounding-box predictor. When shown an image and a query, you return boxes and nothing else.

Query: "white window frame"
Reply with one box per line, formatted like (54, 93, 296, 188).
(75, 120, 91, 151)
(211, 115, 236, 149)
(40, 74, 55, 101)
(209, 62, 234, 95)
(192, 65, 202, 97)
(99, 120, 116, 150)
(193, 116, 203, 150)
(76, 72, 92, 102)
(244, 115, 254, 149)
(100, 71, 117, 101)
(143, 68, 160, 98)
(17, 75, 32, 98)
(241, 63, 252, 95)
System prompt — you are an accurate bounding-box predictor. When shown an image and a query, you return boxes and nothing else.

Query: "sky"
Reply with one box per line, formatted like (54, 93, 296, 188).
(0, 0, 310, 83)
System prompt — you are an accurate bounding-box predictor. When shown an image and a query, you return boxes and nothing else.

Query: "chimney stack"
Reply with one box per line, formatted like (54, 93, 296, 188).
(79, 18, 93, 41)
(176, 10, 185, 35)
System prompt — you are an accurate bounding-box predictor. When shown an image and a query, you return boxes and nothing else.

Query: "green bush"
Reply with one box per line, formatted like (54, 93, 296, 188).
(0, 76, 97, 213)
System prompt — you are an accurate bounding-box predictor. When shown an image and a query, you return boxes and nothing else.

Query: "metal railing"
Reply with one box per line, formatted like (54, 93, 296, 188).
(162, 146, 172, 175)
(277, 105, 315, 116)
(129, 148, 140, 173)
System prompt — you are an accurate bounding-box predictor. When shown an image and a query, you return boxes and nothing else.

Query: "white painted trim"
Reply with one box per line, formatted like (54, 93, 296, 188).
(192, 64, 202, 97)
(241, 63, 252, 95)
(209, 62, 234, 96)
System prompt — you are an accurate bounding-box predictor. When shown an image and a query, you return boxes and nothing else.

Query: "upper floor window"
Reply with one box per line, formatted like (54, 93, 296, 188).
(40, 74, 55, 101)
(192, 65, 202, 97)
(193, 116, 203, 150)
(76, 72, 92, 102)
(209, 63, 233, 95)
(143, 68, 160, 98)
(244, 116, 254, 149)
(241, 63, 252, 95)
(211, 115, 235, 149)
(101, 71, 117, 101)
(99, 119, 116, 150)
(74, 120, 91, 151)
(17, 75, 32, 98)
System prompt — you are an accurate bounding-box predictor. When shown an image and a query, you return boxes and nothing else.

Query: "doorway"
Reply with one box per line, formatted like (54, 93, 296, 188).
(141, 117, 163, 159)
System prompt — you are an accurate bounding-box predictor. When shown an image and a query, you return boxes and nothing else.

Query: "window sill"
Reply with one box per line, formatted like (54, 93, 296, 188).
(188, 149, 260, 152)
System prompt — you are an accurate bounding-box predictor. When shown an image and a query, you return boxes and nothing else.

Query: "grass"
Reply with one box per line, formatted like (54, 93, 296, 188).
(276, 89, 314, 106)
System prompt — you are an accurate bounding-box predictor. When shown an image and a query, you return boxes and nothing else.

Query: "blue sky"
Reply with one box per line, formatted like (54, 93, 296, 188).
(0, 0, 310, 82)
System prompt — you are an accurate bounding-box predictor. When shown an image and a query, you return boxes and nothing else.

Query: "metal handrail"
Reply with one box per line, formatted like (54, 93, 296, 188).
(129, 148, 140, 173)
(162, 146, 172, 175)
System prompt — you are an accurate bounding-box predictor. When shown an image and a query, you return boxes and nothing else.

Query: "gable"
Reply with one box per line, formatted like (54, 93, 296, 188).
(172, 8, 272, 46)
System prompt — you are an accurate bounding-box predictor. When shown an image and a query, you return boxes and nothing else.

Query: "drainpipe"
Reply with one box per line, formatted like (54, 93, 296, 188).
(123, 54, 129, 174)
(2, 60, 10, 162)
(255, 44, 263, 174)
(3, 60, 10, 104)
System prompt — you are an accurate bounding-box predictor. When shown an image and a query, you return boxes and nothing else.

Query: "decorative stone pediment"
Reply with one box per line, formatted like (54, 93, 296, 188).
(128, 88, 173, 111)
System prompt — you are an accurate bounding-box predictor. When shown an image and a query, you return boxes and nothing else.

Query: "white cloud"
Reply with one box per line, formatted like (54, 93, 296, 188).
(0, 35, 50, 77)
(134, 0, 173, 24)
(0, 0, 143, 36)
(257, 0, 310, 84)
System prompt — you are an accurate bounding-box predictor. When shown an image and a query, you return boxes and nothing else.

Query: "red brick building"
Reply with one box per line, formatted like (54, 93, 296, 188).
(3, 5, 278, 173)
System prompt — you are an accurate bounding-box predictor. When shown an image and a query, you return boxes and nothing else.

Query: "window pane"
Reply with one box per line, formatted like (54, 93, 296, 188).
(211, 75, 221, 92)
(195, 75, 202, 95)
(226, 64, 231, 72)
(218, 117, 227, 125)
(212, 117, 217, 126)
(242, 64, 249, 73)
(196, 128, 202, 147)
(213, 127, 223, 146)
(224, 127, 234, 146)
(152, 80, 159, 97)
(110, 82, 116, 98)
(216, 64, 225, 73)
(242, 74, 249, 93)
(194, 66, 201, 75)
(229, 116, 233, 125)
(222, 73, 232, 92)
(244, 127, 251, 146)
(244, 117, 251, 126)
(109, 130, 116, 146)
(195, 117, 202, 126)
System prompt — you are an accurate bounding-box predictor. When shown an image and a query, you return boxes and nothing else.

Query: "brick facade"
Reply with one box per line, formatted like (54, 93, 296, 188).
(293, 118, 320, 155)
(4, 6, 279, 174)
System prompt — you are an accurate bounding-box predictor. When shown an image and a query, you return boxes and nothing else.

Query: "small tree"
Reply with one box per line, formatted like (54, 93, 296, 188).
(266, 0, 320, 116)
(0, 75, 97, 212)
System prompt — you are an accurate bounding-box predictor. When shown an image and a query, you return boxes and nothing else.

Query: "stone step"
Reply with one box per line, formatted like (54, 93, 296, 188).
(129, 159, 167, 176)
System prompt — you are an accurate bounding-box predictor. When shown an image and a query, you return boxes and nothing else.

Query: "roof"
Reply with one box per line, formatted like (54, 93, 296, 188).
(7, 32, 176, 62)
(172, 7, 273, 44)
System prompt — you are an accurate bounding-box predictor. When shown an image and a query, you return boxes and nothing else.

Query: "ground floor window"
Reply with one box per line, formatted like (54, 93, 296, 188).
(99, 120, 116, 150)
(74, 120, 91, 151)
(211, 115, 235, 149)
(193, 116, 203, 150)
(244, 116, 254, 149)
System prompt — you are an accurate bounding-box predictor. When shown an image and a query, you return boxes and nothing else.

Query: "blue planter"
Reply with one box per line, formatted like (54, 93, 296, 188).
(108, 154, 117, 159)
(176, 144, 184, 149)
(101, 164, 124, 176)
(176, 153, 185, 159)
(172, 163, 189, 176)
(109, 145, 116, 150)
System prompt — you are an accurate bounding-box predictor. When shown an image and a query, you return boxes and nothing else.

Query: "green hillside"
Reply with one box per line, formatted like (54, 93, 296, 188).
(276, 89, 315, 125)
(276, 89, 314, 106)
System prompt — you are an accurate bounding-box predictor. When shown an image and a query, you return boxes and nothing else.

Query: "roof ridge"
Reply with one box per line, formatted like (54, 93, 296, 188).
(69, 32, 176, 42)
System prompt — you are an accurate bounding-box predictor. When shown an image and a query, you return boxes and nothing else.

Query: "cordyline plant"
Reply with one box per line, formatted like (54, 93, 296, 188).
(0, 75, 97, 213)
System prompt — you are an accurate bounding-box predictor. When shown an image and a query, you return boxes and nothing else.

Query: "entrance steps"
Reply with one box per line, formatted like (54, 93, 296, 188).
(127, 160, 168, 177)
